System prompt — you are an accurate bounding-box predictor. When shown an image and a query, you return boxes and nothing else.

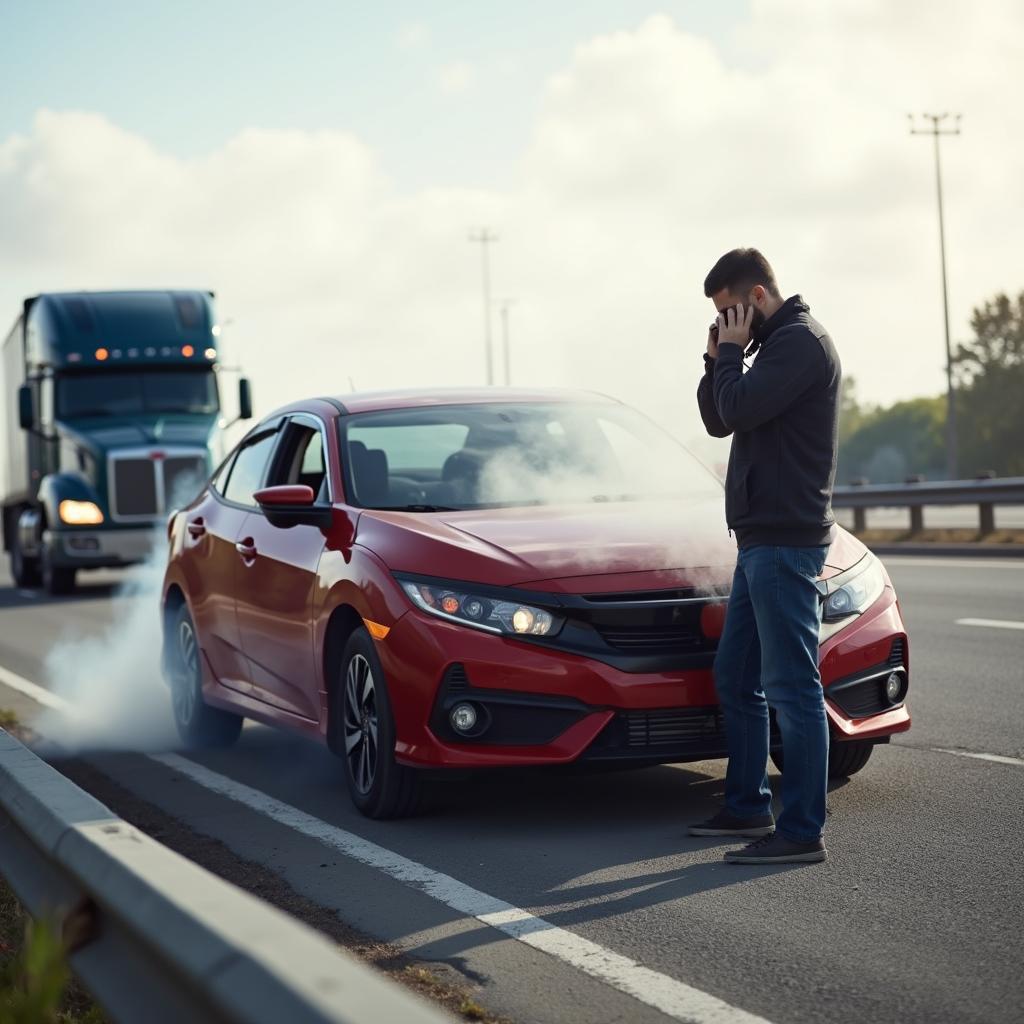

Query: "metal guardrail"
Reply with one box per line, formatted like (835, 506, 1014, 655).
(0, 728, 451, 1024)
(832, 476, 1024, 533)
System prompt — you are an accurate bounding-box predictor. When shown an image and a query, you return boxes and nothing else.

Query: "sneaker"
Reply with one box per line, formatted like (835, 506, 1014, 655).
(688, 809, 776, 838)
(724, 833, 827, 864)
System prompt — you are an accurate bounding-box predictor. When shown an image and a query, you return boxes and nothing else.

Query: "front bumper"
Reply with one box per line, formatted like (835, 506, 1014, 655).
(45, 527, 159, 568)
(377, 583, 910, 769)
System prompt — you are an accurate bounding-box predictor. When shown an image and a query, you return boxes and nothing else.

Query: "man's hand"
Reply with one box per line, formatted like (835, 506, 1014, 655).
(706, 323, 719, 359)
(717, 304, 754, 348)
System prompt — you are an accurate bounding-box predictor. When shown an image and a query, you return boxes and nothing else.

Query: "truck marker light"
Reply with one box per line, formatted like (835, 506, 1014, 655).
(111, 349, 122, 358)
(145, 347, 156, 356)
(204, 347, 216, 360)
(211, 324, 222, 337)
(59, 500, 104, 525)
(68, 352, 82, 363)
(150, 451, 165, 460)
(95, 347, 109, 361)
(128, 347, 139, 357)
(181, 344, 195, 357)
(362, 619, 391, 640)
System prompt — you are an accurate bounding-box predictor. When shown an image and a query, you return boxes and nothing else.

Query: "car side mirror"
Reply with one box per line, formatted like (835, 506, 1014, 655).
(238, 377, 253, 421)
(18, 385, 33, 430)
(254, 484, 332, 529)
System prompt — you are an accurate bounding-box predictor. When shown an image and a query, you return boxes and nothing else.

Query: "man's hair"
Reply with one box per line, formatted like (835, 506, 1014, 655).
(703, 248, 781, 299)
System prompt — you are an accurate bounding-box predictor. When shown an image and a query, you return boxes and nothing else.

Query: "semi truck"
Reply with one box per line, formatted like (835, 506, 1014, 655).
(1, 290, 252, 593)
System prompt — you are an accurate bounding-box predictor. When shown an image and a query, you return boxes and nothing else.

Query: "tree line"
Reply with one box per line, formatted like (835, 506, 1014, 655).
(837, 290, 1024, 482)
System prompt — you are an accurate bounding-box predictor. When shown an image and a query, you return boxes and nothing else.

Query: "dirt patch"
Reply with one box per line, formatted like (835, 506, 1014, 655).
(55, 759, 506, 1024)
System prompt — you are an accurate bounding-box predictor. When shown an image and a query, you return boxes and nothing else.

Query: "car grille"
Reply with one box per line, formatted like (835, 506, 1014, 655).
(595, 623, 705, 654)
(112, 458, 159, 517)
(622, 707, 726, 746)
(109, 449, 206, 521)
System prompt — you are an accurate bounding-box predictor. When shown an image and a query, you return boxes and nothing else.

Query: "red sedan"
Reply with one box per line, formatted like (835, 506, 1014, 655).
(161, 389, 910, 817)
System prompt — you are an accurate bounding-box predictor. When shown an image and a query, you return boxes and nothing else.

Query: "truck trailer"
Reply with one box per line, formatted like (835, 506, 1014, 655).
(1, 290, 251, 593)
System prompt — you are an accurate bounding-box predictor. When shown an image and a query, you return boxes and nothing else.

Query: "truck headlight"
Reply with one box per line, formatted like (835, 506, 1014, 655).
(822, 553, 885, 622)
(59, 500, 104, 525)
(397, 576, 562, 637)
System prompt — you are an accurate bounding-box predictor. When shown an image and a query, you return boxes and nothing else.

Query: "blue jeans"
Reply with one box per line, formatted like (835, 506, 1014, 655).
(713, 544, 830, 842)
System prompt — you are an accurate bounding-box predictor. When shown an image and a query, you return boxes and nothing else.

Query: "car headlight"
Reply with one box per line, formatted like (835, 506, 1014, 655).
(398, 577, 562, 637)
(822, 553, 886, 622)
(59, 499, 104, 525)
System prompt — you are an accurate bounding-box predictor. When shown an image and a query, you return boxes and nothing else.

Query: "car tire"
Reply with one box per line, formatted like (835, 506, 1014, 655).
(10, 529, 41, 588)
(337, 627, 420, 819)
(770, 739, 875, 779)
(168, 604, 243, 749)
(41, 542, 75, 596)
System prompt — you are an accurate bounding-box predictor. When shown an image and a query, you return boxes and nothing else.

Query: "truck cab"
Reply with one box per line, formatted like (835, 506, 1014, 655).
(1, 290, 251, 593)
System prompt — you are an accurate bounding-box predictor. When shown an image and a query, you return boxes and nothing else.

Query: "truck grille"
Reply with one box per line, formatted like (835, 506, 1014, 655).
(109, 449, 206, 521)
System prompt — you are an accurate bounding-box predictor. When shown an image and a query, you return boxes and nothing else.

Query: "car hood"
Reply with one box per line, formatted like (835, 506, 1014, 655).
(359, 496, 740, 591)
(356, 497, 867, 593)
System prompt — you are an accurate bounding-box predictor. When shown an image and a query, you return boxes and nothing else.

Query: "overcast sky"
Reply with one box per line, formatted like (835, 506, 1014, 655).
(2, 0, 1021, 460)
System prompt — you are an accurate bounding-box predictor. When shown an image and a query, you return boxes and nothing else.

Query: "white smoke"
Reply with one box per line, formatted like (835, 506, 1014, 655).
(33, 472, 206, 753)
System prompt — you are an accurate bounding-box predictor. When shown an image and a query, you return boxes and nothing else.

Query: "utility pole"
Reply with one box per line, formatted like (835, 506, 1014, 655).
(497, 298, 516, 386)
(468, 228, 499, 385)
(909, 112, 961, 479)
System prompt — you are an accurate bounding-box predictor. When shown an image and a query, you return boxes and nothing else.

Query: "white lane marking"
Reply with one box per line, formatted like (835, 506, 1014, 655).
(955, 617, 1024, 632)
(933, 748, 1024, 767)
(880, 556, 1024, 570)
(0, 669, 773, 1024)
(0, 665, 69, 710)
(153, 753, 772, 1024)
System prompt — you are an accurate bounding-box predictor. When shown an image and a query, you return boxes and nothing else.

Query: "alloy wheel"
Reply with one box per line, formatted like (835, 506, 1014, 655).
(344, 654, 379, 795)
(175, 619, 198, 725)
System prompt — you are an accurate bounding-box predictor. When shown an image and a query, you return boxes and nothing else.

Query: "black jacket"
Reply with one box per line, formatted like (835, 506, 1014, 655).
(697, 295, 841, 548)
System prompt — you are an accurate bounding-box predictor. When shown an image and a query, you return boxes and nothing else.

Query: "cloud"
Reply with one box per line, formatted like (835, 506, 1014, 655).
(438, 61, 476, 96)
(1, 3, 1022, 473)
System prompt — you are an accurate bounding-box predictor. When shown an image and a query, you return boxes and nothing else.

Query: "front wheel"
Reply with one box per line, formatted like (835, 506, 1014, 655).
(770, 739, 875, 779)
(337, 628, 420, 819)
(41, 542, 75, 595)
(168, 604, 242, 748)
(10, 529, 41, 588)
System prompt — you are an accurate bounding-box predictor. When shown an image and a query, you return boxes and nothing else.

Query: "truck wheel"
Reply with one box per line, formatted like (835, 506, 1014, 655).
(336, 628, 420, 819)
(41, 544, 76, 595)
(770, 739, 875, 779)
(169, 605, 242, 748)
(10, 532, 41, 588)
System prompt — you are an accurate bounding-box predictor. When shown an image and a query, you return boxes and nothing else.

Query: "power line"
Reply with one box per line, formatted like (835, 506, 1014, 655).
(909, 112, 962, 479)
(468, 228, 499, 385)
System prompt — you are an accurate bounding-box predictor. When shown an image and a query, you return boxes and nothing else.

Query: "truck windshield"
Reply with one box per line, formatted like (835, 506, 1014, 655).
(57, 371, 219, 418)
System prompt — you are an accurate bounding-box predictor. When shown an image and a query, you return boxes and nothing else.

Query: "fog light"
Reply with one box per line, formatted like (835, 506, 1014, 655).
(450, 703, 478, 733)
(885, 672, 903, 703)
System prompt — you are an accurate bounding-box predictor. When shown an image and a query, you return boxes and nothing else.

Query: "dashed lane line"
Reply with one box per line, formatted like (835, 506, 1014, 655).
(932, 748, 1024, 767)
(0, 665, 773, 1024)
(954, 617, 1024, 631)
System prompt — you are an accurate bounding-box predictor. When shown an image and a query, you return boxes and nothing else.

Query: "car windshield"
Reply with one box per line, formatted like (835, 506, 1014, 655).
(339, 402, 722, 510)
(57, 370, 219, 417)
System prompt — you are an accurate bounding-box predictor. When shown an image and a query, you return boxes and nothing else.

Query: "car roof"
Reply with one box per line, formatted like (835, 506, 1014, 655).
(271, 386, 622, 419)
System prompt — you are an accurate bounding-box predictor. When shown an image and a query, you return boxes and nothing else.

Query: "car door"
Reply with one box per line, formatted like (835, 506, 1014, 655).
(233, 414, 330, 720)
(188, 427, 281, 694)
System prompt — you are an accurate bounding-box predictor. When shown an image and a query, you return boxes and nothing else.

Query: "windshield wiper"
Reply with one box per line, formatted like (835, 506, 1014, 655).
(374, 504, 460, 513)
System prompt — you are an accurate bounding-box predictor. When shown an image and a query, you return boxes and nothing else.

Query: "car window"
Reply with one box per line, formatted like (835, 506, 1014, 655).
(270, 422, 328, 499)
(346, 423, 469, 475)
(222, 431, 278, 507)
(210, 452, 235, 495)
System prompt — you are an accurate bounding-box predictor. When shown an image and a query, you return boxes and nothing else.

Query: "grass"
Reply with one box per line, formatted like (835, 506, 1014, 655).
(0, 880, 106, 1024)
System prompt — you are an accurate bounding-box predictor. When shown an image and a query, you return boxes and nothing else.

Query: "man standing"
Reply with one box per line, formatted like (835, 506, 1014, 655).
(690, 248, 841, 865)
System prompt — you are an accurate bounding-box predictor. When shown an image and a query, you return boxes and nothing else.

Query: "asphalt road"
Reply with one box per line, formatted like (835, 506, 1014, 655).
(1, 555, 1022, 1024)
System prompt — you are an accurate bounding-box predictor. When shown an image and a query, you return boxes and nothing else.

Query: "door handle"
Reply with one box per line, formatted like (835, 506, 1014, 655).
(235, 538, 258, 560)
(187, 518, 206, 538)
